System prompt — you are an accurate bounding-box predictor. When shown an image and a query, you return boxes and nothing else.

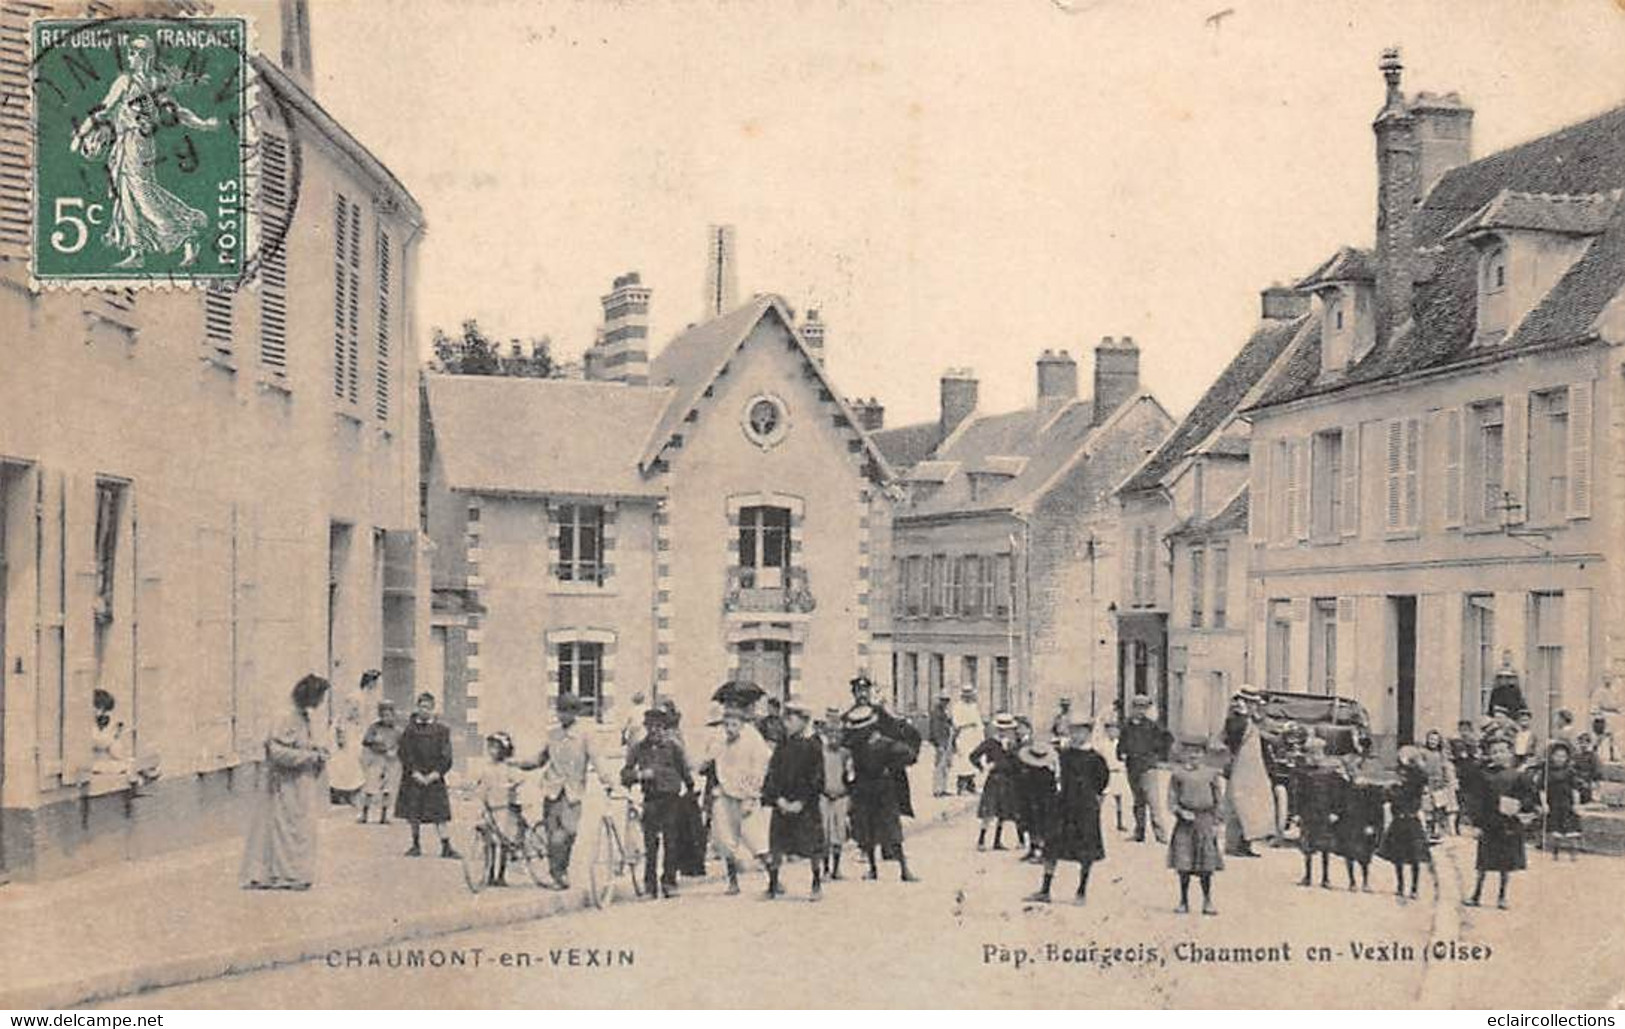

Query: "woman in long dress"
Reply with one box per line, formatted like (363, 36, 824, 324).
(1225, 694, 1275, 855)
(950, 686, 985, 794)
(241, 675, 331, 890)
(71, 36, 218, 269)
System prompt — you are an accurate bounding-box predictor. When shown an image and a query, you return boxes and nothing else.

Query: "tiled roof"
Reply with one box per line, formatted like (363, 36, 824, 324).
(1295, 247, 1376, 288)
(871, 420, 943, 473)
(974, 455, 1030, 476)
(1444, 189, 1619, 240)
(1168, 485, 1249, 540)
(425, 375, 674, 498)
(906, 460, 959, 483)
(1119, 314, 1308, 494)
(1256, 102, 1625, 409)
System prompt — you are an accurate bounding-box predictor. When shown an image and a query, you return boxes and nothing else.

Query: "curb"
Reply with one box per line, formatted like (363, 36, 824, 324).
(4, 796, 979, 1009)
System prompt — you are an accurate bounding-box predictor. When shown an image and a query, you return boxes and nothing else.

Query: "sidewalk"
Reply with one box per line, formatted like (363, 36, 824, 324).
(0, 763, 974, 1009)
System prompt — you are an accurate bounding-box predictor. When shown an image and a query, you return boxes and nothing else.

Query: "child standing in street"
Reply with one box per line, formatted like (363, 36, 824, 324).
(1024, 719, 1107, 905)
(1536, 740, 1583, 861)
(1102, 721, 1127, 833)
(1335, 750, 1383, 892)
(762, 700, 827, 901)
(1291, 736, 1342, 889)
(1468, 736, 1540, 909)
(971, 713, 1022, 852)
(819, 710, 852, 881)
(358, 699, 402, 825)
(1378, 746, 1437, 901)
(470, 731, 525, 886)
(1167, 739, 1224, 916)
(1015, 735, 1059, 863)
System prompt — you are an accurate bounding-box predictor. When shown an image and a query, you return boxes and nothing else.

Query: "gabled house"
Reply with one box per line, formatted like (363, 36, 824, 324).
(1242, 50, 1625, 755)
(1114, 288, 1312, 736)
(874, 341, 1173, 722)
(423, 283, 891, 760)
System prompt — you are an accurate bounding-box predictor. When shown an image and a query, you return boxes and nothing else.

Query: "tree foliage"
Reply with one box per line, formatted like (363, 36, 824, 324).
(430, 319, 558, 378)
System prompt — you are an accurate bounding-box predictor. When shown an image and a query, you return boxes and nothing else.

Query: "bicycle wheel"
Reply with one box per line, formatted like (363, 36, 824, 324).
(460, 824, 491, 894)
(588, 816, 624, 910)
(520, 824, 553, 888)
(623, 808, 647, 898)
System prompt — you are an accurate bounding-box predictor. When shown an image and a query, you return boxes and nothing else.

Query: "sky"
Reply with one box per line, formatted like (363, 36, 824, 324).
(309, 0, 1625, 427)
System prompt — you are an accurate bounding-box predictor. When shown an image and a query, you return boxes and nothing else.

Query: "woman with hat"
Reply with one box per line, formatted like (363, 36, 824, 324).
(1223, 689, 1274, 857)
(1015, 732, 1059, 863)
(241, 675, 332, 890)
(762, 698, 828, 900)
(1025, 718, 1108, 904)
(950, 684, 985, 795)
(971, 713, 1022, 852)
(844, 703, 920, 882)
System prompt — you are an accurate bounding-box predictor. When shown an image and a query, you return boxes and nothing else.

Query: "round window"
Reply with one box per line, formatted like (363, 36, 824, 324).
(742, 394, 789, 448)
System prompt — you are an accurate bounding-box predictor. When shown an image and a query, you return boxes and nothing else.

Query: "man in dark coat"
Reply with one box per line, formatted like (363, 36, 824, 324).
(1488, 660, 1528, 720)
(396, 692, 458, 859)
(757, 698, 788, 748)
(845, 674, 920, 818)
(929, 693, 954, 797)
(1117, 694, 1171, 843)
(844, 703, 920, 882)
(762, 699, 827, 901)
(1025, 718, 1108, 904)
(621, 707, 693, 899)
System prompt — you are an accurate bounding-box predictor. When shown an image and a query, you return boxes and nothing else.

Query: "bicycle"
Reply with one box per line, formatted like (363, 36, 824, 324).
(458, 797, 553, 894)
(587, 790, 646, 909)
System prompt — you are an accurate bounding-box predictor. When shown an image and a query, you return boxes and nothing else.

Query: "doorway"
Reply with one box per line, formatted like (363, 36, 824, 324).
(735, 639, 790, 702)
(1392, 595, 1417, 746)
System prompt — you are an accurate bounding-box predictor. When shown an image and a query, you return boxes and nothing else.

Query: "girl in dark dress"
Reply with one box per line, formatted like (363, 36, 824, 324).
(1378, 747, 1436, 900)
(1024, 720, 1108, 904)
(1291, 736, 1343, 889)
(1334, 752, 1382, 892)
(396, 692, 459, 859)
(1167, 740, 1225, 916)
(1015, 737, 1059, 863)
(971, 714, 1022, 851)
(1469, 736, 1539, 909)
(1535, 740, 1582, 860)
(762, 703, 828, 900)
(844, 705, 920, 882)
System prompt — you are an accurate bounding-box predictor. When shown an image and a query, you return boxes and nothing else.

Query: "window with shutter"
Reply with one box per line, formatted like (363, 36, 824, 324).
(1528, 388, 1571, 525)
(1402, 418, 1421, 529)
(1568, 380, 1593, 519)
(1443, 408, 1463, 527)
(1311, 429, 1343, 539)
(1385, 420, 1403, 531)
(1283, 441, 1300, 541)
(0, 4, 47, 258)
(1341, 423, 1360, 536)
(333, 194, 362, 403)
(1210, 544, 1229, 628)
(375, 228, 392, 421)
(1293, 439, 1310, 540)
(1189, 546, 1205, 628)
(1503, 392, 1528, 525)
(259, 134, 291, 374)
(204, 284, 235, 352)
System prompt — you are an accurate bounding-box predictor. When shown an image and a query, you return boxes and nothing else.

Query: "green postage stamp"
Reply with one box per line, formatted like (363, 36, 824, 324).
(31, 17, 249, 286)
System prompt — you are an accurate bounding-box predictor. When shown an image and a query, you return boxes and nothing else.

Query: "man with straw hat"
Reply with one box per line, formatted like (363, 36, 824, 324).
(844, 702, 921, 882)
(762, 696, 827, 901)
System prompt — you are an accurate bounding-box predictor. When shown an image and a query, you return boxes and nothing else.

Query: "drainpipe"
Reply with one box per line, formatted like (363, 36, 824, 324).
(1011, 510, 1034, 720)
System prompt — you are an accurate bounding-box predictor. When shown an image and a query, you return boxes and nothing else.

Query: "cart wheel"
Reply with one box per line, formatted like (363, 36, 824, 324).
(588, 816, 624, 909)
(521, 824, 553, 888)
(460, 824, 490, 894)
(623, 810, 647, 898)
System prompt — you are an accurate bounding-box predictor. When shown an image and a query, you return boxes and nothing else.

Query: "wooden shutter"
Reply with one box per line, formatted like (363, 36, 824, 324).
(1335, 597, 1358, 699)
(1503, 392, 1528, 525)
(346, 202, 362, 402)
(259, 134, 291, 373)
(204, 285, 235, 350)
(1443, 408, 1464, 528)
(64, 473, 97, 783)
(1340, 423, 1360, 537)
(1568, 380, 1593, 519)
(1293, 439, 1310, 541)
(0, 4, 48, 257)
(1250, 444, 1268, 542)
(1563, 589, 1592, 723)
(1402, 417, 1421, 529)
(1384, 419, 1403, 531)
(333, 195, 351, 398)
(375, 228, 393, 421)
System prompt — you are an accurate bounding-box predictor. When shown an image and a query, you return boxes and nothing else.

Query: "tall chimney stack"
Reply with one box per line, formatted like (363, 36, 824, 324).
(590, 271, 651, 384)
(1037, 349, 1079, 412)
(801, 308, 826, 366)
(848, 397, 885, 432)
(1373, 47, 1416, 347)
(1091, 336, 1139, 426)
(1260, 284, 1310, 321)
(939, 369, 979, 442)
(703, 224, 739, 319)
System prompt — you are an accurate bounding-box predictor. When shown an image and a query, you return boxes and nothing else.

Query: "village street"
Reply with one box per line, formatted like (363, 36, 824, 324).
(116, 812, 1455, 1010)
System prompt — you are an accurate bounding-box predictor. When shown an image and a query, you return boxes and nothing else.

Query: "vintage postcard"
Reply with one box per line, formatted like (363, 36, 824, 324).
(1, 0, 1623, 1012)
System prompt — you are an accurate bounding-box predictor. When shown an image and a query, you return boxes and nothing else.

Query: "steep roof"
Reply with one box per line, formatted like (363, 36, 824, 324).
(1254, 102, 1625, 410)
(900, 401, 1091, 516)
(1444, 189, 1619, 239)
(1119, 313, 1308, 495)
(638, 295, 891, 479)
(1296, 247, 1375, 288)
(425, 376, 674, 498)
(1170, 485, 1250, 540)
(871, 420, 943, 473)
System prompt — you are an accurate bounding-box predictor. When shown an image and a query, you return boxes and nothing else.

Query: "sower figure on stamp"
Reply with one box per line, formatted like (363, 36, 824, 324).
(762, 697, 827, 901)
(397, 692, 459, 860)
(621, 706, 694, 899)
(843, 703, 920, 882)
(706, 703, 774, 895)
(525, 693, 613, 890)
(1025, 718, 1107, 905)
(1118, 694, 1171, 844)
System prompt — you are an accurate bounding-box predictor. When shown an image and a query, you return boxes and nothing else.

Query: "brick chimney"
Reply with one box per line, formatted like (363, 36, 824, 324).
(1261, 284, 1310, 321)
(940, 369, 978, 441)
(848, 397, 885, 431)
(800, 308, 826, 366)
(1037, 349, 1079, 413)
(589, 271, 651, 384)
(1090, 337, 1139, 426)
(1373, 48, 1472, 346)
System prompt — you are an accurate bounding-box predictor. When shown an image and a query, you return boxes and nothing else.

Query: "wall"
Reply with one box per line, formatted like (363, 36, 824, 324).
(0, 60, 424, 879)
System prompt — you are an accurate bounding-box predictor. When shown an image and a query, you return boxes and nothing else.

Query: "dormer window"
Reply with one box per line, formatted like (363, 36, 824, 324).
(1330, 298, 1345, 333)
(1476, 241, 1510, 345)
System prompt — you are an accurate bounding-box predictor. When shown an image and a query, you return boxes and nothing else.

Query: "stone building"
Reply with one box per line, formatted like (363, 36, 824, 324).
(1243, 51, 1625, 756)
(873, 342, 1173, 722)
(1115, 288, 1311, 737)
(0, 1, 427, 880)
(422, 283, 890, 762)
